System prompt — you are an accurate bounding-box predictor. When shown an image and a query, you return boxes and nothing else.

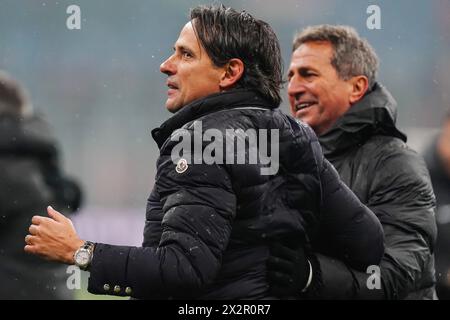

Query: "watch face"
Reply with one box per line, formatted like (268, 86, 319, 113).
(75, 249, 90, 266)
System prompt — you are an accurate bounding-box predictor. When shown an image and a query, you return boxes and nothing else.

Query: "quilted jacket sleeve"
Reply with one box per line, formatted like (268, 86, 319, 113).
(87, 137, 236, 299)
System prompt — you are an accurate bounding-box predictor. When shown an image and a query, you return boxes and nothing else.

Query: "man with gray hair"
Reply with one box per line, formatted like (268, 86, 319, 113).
(267, 25, 437, 299)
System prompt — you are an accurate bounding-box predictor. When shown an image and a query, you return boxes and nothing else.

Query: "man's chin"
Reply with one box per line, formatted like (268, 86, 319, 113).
(166, 101, 183, 113)
(293, 113, 316, 129)
(292, 111, 309, 123)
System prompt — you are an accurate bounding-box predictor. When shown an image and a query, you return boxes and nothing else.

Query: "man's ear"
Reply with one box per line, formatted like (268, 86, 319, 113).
(219, 58, 244, 90)
(349, 75, 369, 105)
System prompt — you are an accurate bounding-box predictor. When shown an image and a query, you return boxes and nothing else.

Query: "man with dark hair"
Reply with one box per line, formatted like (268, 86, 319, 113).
(268, 25, 437, 300)
(189, 6, 283, 106)
(0, 71, 82, 299)
(25, 7, 383, 299)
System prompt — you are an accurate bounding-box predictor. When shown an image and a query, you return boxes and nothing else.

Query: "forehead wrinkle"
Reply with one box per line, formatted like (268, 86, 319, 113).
(290, 51, 331, 72)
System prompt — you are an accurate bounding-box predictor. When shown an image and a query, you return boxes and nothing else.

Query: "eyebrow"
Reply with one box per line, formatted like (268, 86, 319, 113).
(174, 44, 195, 55)
(294, 65, 318, 72)
(288, 65, 319, 75)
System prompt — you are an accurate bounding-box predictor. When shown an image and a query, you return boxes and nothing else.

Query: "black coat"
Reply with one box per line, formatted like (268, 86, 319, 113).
(306, 83, 437, 300)
(424, 137, 450, 299)
(0, 114, 82, 299)
(87, 90, 383, 299)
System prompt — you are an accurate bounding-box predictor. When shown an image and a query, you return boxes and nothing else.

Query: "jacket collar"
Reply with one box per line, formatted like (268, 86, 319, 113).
(151, 89, 275, 149)
(319, 82, 407, 157)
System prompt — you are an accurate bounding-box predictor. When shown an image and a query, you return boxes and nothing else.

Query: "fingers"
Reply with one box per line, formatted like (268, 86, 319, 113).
(24, 244, 45, 258)
(24, 234, 37, 245)
(31, 215, 54, 227)
(31, 215, 43, 225)
(24, 234, 46, 257)
(47, 206, 65, 222)
(24, 245, 36, 254)
(29, 224, 39, 235)
(31, 206, 63, 226)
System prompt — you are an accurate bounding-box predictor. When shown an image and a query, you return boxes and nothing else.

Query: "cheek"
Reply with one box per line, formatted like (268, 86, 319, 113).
(329, 91, 347, 111)
(198, 72, 221, 94)
(288, 95, 295, 108)
(182, 78, 210, 103)
(305, 83, 323, 103)
(318, 93, 348, 123)
(314, 83, 328, 99)
(316, 85, 339, 108)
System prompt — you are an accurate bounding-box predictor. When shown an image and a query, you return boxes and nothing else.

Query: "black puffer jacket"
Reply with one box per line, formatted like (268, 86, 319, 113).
(307, 83, 437, 300)
(87, 90, 383, 299)
(0, 114, 82, 299)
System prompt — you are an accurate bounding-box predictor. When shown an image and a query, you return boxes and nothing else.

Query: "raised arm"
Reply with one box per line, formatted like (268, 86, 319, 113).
(25, 143, 236, 299)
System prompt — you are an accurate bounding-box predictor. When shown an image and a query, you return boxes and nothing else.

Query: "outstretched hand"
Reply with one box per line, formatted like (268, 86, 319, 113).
(24, 206, 84, 264)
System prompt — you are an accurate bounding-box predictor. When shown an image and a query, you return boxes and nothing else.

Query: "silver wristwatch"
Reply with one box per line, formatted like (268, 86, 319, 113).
(73, 241, 95, 271)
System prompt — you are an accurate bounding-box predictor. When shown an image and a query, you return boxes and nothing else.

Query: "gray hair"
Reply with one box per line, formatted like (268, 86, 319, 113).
(0, 71, 32, 118)
(293, 25, 379, 88)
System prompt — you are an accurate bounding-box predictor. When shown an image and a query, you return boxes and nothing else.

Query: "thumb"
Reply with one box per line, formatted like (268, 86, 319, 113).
(47, 206, 65, 222)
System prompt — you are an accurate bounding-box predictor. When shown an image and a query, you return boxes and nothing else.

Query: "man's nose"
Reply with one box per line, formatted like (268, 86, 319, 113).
(287, 76, 306, 99)
(160, 55, 176, 75)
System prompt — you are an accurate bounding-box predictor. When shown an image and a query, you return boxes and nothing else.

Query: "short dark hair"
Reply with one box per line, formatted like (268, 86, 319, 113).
(0, 71, 32, 117)
(190, 4, 283, 106)
(293, 25, 379, 88)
